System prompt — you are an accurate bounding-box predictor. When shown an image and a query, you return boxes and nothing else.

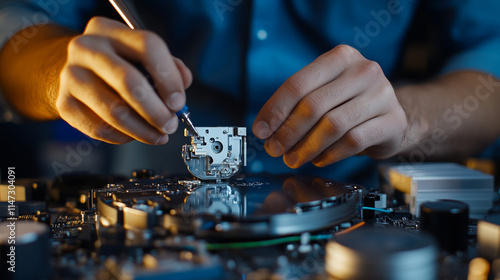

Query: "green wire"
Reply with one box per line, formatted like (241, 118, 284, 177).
(206, 234, 333, 250)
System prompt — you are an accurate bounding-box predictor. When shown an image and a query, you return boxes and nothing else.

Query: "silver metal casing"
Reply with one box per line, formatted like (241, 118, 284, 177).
(182, 127, 246, 181)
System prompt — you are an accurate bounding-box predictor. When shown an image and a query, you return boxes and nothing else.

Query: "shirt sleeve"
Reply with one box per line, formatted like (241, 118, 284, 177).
(436, 0, 500, 79)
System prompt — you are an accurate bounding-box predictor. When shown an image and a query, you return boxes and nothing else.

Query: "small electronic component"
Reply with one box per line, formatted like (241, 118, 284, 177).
(478, 214, 500, 261)
(382, 163, 493, 218)
(182, 127, 246, 181)
(325, 227, 439, 280)
(3, 162, 500, 279)
(420, 200, 469, 253)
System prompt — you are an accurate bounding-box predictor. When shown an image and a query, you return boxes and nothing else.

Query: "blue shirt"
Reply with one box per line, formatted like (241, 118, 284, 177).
(2, 0, 500, 185)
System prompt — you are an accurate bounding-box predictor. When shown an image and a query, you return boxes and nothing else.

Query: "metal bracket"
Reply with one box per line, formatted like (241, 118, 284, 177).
(182, 127, 246, 181)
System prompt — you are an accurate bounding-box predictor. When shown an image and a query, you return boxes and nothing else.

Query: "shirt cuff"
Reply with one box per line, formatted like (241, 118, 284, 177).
(440, 38, 500, 80)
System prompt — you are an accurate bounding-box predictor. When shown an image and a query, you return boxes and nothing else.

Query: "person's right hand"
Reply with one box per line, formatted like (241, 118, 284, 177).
(57, 17, 192, 144)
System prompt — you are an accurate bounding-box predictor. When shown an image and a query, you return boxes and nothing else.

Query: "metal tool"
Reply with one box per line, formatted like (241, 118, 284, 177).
(109, 0, 199, 136)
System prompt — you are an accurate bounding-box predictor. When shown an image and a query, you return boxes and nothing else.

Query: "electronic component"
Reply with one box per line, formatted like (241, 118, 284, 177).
(94, 175, 360, 238)
(325, 227, 439, 280)
(468, 258, 490, 280)
(420, 200, 469, 253)
(2, 162, 500, 279)
(383, 163, 493, 218)
(0, 221, 50, 280)
(182, 127, 246, 181)
(478, 214, 500, 261)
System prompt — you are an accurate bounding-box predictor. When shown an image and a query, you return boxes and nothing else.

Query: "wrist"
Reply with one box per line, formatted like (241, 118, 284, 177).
(394, 83, 436, 157)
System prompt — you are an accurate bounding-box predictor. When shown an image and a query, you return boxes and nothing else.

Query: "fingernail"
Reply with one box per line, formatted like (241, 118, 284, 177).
(284, 152, 299, 168)
(265, 138, 283, 157)
(163, 118, 178, 134)
(254, 121, 271, 139)
(155, 134, 169, 145)
(167, 92, 185, 111)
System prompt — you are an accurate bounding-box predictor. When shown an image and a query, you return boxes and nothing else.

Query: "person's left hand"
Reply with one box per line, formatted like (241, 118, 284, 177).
(252, 45, 408, 168)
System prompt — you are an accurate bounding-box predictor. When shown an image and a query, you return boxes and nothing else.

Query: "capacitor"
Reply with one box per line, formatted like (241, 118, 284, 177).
(0, 221, 51, 280)
(478, 214, 500, 261)
(419, 200, 469, 254)
(362, 194, 376, 220)
(326, 227, 439, 280)
(468, 257, 490, 280)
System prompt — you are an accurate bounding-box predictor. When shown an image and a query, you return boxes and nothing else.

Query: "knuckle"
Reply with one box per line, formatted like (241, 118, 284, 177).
(345, 129, 365, 150)
(107, 100, 129, 122)
(86, 16, 109, 32)
(63, 65, 83, 84)
(345, 103, 369, 123)
(325, 44, 359, 64)
(68, 35, 105, 56)
(302, 139, 321, 157)
(55, 96, 70, 114)
(377, 84, 395, 100)
(59, 66, 71, 85)
(275, 122, 296, 144)
(365, 125, 384, 144)
(147, 109, 170, 127)
(106, 108, 122, 122)
(334, 44, 357, 57)
(322, 112, 346, 135)
(266, 106, 288, 131)
(138, 31, 164, 53)
(113, 66, 141, 92)
(90, 124, 111, 142)
(114, 65, 133, 82)
(282, 76, 307, 98)
(67, 35, 87, 53)
(359, 60, 383, 78)
(299, 95, 323, 119)
(86, 129, 103, 142)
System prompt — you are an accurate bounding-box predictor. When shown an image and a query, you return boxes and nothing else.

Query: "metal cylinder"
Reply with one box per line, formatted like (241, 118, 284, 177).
(326, 227, 438, 280)
(0, 221, 51, 280)
(420, 200, 469, 253)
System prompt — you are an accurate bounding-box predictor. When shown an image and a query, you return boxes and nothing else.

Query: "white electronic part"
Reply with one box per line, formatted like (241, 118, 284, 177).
(385, 163, 493, 218)
(182, 127, 246, 181)
(374, 193, 387, 209)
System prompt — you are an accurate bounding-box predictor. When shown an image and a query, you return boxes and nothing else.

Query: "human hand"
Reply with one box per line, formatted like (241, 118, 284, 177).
(252, 45, 407, 168)
(57, 17, 192, 144)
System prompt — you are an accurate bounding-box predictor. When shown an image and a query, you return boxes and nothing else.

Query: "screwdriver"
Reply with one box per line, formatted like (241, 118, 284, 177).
(109, 0, 199, 137)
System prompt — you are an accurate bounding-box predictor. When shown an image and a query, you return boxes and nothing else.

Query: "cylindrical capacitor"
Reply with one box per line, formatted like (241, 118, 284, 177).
(477, 214, 500, 261)
(420, 199, 469, 254)
(326, 227, 439, 280)
(468, 257, 490, 280)
(0, 221, 51, 280)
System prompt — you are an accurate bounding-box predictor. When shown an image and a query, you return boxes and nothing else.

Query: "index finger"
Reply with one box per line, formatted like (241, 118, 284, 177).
(84, 17, 187, 112)
(252, 45, 357, 139)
